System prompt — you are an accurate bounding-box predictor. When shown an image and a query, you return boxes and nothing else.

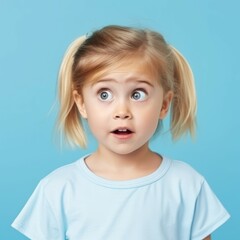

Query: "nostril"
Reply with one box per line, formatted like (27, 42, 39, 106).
(114, 113, 131, 119)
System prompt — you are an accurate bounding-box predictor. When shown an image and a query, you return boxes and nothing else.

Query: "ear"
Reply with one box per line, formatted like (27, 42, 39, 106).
(159, 91, 173, 119)
(73, 90, 88, 119)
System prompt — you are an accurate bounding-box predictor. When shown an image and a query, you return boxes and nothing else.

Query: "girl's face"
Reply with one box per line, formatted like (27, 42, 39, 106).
(74, 62, 173, 156)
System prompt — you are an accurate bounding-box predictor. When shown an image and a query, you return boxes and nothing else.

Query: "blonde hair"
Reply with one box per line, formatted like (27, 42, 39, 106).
(57, 25, 197, 147)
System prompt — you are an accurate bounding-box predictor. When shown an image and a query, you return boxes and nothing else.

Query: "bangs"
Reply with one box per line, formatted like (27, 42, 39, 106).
(72, 25, 173, 92)
(73, 50, 168, 91)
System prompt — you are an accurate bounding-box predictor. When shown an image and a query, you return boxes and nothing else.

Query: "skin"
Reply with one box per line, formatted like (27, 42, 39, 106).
(74, 62, 173, 180)
(204, 236, 211, 240)
(73, 62, 211, 239)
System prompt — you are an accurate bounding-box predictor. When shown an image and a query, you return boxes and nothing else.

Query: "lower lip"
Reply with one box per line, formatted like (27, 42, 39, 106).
(111, 132, 134, 140)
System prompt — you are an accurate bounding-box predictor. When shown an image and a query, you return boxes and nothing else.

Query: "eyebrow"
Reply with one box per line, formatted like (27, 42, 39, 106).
(93, 78, 154, 87)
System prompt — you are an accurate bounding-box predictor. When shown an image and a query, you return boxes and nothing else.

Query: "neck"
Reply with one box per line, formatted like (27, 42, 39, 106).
(97, 144, 151, 170)
(85, 143, 162, 180)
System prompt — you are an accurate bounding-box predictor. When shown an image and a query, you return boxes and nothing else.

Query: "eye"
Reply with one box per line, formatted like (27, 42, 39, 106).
(98, 90, 113, 101)
(131, 90, 147, 101)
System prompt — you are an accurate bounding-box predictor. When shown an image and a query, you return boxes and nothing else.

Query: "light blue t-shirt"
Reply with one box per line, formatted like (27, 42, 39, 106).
(12, 155, 230, 240)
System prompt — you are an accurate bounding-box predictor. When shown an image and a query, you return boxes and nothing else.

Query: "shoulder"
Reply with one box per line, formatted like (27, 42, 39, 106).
(167, 158, 204, 180)
(37, 157, 85, 195)
(164, 157, 205, 193)
(169, 159, 203, 178)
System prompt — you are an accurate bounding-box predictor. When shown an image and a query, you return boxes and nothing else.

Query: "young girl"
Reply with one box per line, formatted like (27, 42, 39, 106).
(12, 25, 230, 240)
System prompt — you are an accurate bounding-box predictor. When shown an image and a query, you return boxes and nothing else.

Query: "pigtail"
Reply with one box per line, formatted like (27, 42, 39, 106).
(170, 46, 197, 139)
(57, 35, 87, 148)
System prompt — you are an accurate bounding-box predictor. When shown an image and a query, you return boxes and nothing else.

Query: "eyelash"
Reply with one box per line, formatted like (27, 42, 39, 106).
(97, 88, 148, 102)
(131, 89, 148, 101)
(97, 89, 113, 101)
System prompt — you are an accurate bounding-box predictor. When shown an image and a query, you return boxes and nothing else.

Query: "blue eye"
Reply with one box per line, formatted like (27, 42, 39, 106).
(131, 90, 147, 101)
(98, 90, 113, 101)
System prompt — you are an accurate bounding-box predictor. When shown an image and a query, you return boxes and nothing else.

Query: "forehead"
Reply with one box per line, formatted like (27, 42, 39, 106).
(87, 56, 160, 85)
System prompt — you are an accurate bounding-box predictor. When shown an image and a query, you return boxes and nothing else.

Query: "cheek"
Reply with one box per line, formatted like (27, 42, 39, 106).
(84, 104, 108, 132)
(137, 106, 161, 131)
(142, 100, 162, 119)
(85, 116, 104, 140)
(146, 114, 160, 129)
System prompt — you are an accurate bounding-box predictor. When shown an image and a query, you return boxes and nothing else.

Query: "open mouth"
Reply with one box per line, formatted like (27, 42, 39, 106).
(111, 128, 133, 135)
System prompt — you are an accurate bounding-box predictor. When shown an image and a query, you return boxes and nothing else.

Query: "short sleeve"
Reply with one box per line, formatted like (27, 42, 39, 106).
(11, 181, 64, 240)
(191, 179, 230, 239)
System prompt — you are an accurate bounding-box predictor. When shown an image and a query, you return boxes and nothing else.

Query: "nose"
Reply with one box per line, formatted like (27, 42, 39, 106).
(114, 112, 132, 119)
(113, 102, 132, 120)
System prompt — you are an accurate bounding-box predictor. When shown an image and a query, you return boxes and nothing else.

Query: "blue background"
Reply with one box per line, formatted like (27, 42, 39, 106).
(0, 0, 239, 239)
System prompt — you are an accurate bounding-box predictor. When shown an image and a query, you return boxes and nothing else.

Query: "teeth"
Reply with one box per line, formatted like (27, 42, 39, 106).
(112, 128, 132, 134)
(118, 129, 127, 132)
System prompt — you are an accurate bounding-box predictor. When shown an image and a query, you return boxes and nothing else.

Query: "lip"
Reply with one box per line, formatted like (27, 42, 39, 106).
(110, 127, 134, 140)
